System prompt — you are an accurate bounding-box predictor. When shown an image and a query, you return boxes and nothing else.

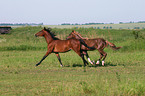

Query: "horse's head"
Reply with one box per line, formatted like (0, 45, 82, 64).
(35, 27, 50, 37)
(66, 30, 75, 39)
(66, 30, 82, 39)
(35, 27, 59, 40)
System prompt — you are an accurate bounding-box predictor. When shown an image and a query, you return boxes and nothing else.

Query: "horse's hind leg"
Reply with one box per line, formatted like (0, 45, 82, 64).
(81, 53, 88, 67)
(73, 49, 88, 67)
(102, 51, 107, 66)
(55, 53, 63, 67)
(97, 49, 107, 66)
(96, 49, 103, 64)
(84, 51, 94, 65)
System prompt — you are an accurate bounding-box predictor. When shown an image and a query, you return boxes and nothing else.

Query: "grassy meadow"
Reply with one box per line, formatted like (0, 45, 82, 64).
(0, 26, 145, 96)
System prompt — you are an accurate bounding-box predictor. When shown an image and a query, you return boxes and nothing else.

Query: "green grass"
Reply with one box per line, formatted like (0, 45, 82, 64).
(0, 26, 145, 96)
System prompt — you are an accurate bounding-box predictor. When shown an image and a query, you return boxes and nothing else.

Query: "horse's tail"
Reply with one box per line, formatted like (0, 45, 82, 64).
(105, 40, 122, 50)
(79, 39, 96, 50)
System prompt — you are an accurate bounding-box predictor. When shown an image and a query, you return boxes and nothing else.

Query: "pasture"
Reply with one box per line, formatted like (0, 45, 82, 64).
(0, 26, 145, 96)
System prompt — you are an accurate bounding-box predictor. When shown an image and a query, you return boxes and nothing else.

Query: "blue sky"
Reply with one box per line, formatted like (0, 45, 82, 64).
(0, 0, 145, 25)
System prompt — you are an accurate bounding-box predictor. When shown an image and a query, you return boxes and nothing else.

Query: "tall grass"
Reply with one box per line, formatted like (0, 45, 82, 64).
(0, 26, 144, 52)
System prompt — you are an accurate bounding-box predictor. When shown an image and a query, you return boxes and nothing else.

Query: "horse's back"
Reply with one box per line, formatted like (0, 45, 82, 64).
(85, 38, 106, 44)
(80, 38, 106, 50)
(82, 39, 98, 47)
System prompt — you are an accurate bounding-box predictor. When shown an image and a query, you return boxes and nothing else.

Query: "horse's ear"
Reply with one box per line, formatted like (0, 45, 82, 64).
(44, 27, 46, 30)
(73, 30, 77, 34)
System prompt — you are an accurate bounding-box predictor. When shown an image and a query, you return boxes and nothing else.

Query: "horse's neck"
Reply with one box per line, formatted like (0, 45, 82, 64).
(44, 34, 54, 44)
(75, 33, 83, 39)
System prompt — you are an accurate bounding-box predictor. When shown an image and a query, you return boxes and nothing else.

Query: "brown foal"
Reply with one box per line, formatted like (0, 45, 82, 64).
(67, 30, 122, 66)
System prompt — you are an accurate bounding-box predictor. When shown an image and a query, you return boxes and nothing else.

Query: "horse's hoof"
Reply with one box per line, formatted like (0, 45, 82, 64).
(60, 65, 63, 67)
(86, 61, 89, 65)
(102, 61, 105, 66)
(36, 64, 39, 66)
(96, 61, 100, 64)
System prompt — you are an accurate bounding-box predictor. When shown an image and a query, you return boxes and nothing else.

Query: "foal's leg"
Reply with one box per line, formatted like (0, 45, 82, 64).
(96, 42, 107, 65)
(97, 49, 107, 66)
(96, 50, 104, 65)
(36, 51, 51, 66)
(55, 53, 63, 67)
(84, 51, 94, 65)
(102, 51, 107, 66)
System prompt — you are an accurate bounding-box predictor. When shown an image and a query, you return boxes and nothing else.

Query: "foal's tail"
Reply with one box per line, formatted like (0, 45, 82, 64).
(79, 39, 96, 50)
(106, 40, 122, 50)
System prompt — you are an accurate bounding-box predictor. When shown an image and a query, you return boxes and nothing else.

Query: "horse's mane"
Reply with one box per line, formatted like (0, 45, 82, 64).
(72, 30, 84, 39)
(45, 28, 60, 40)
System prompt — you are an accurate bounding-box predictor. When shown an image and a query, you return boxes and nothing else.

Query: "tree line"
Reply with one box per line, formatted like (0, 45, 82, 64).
(0, 23, 43, 26)
(61, 21, 145, 25)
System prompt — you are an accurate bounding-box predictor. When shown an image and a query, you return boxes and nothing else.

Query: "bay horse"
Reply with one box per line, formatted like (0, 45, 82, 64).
(66, 30, 122, 66)
(35, 27, 95, 67)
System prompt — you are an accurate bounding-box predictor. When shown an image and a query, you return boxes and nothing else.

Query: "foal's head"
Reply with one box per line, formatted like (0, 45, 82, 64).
(66, 30, 82, 39)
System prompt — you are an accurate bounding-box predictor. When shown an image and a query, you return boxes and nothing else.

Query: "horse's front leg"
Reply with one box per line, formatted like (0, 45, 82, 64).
(55, 53, 63, 67)
(36, 51, 51, 66)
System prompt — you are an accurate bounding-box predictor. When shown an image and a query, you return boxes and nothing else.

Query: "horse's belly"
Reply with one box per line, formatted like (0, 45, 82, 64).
(53, 46, 71, 53)
(82, 43, 96, 50)
(52, 40, 72, 52)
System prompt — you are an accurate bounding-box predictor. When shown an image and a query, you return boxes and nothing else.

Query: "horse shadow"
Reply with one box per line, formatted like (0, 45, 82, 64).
(64, 62, 117, 68)
(96, 62, 117, 67)
(64, 64, 83, 67)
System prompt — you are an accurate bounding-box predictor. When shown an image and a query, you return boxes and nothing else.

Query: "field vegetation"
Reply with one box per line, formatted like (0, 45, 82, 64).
(0, 26, 145, 96)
